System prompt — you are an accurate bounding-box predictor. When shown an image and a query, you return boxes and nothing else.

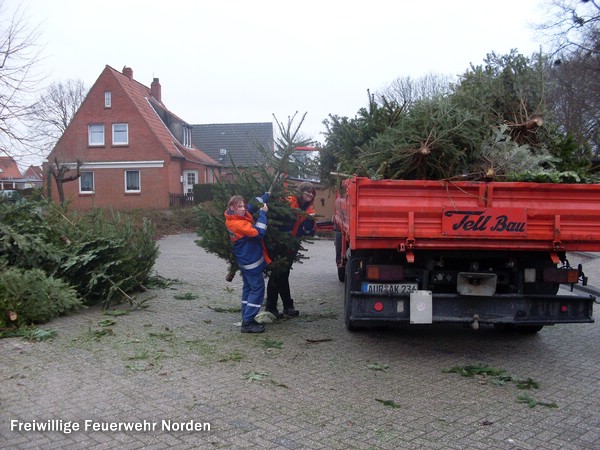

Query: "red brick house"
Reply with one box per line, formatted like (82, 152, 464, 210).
(44, 65, 220, 210)
(0, 157, 42, 191)
(23, 165, 43, 186)
(0, 157, 23, 190)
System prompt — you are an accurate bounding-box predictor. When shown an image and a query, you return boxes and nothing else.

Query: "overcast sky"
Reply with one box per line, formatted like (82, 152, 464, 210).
(10, 0, 546, 144)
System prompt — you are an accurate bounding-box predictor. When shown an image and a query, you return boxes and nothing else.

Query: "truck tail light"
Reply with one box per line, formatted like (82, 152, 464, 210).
(543, 268, 580, 284)
(373, 302, 384, 312)
(366, 265, 404, 281)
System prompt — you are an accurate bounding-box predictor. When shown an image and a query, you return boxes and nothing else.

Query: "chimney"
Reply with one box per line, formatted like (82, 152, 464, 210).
(122, 66, 133, 80)
(151, 77, 161, 102)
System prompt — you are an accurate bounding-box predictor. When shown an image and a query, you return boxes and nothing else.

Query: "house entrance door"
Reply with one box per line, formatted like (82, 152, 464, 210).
(182, 170, 198, 194)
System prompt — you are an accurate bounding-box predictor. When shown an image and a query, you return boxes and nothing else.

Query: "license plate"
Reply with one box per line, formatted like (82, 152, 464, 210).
(361, 283, 418, 294)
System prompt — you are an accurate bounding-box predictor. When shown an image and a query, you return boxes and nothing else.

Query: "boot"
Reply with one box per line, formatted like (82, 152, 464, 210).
(264, 291, 280, 319)
(283, 299, 299, 317)
(241, 319, 265, 333)
(283, 308, 299, 317)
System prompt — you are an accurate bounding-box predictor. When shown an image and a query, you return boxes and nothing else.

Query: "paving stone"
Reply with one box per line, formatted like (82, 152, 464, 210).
(1, 235, 600, 448)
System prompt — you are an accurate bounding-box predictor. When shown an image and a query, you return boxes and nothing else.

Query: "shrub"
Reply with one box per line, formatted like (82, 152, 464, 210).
(132, 208, 198, 237)
(194, 183, 215, 203)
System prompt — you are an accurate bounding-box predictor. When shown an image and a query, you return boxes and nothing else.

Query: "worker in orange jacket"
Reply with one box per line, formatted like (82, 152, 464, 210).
(265, 182, 317, 318)
(225, 192, 271, 333)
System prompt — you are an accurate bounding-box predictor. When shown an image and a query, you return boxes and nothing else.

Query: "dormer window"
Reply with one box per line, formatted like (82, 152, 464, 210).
(182, 126, 191, 147)
(220, 149, 227, 156)
(104, 91, 111, 108)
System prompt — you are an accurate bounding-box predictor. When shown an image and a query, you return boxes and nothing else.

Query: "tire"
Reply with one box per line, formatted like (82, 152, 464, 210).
(516, 325, 544, 334)
(344, 260, 357, 331)
(335, 230, 345, 282)
(494, 324, 544, 334)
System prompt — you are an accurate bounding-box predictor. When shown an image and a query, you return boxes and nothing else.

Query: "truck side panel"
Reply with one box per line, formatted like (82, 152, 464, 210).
(336, 178, 600, 252)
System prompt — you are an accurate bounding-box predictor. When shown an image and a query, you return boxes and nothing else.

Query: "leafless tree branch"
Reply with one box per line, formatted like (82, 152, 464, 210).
(0, 0, 44, 164)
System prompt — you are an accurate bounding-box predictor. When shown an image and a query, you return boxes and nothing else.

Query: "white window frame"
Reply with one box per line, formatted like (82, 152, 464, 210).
(112, 123, 129, 146)
(79, 171, 94, 193)
(183, 126, 191, 147)
(104, 91, 111, 108)
(124, 170, 140, 193)
(88, 124, 104, 146)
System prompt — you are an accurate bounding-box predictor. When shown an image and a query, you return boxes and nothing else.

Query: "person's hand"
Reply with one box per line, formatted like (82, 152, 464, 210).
(261, 203, 268, 212)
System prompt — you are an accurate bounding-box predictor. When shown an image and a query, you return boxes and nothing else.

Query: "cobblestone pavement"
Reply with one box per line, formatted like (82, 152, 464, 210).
(1, 234, 600, 450)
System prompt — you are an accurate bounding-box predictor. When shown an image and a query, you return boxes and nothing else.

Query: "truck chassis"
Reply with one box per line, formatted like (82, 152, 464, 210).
(334, 177, 600, 332)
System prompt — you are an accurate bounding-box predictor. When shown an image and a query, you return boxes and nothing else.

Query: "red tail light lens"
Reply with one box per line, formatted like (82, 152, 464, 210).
(543, 268, 579, 284)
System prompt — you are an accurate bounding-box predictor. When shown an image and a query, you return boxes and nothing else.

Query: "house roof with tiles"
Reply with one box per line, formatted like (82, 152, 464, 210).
(191, 122, 273, 168)
(23, 165, 43, 180)
(104, 65, 220, 167)
(0, 157, 22, 179)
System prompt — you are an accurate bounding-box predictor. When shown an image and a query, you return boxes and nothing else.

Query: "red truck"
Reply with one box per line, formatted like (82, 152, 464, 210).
(334, 176, 600, 332)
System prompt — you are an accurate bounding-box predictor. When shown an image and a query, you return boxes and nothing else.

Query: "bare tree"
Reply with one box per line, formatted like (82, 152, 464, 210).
(537, 0, 600, 57)
(0, 0, 42, 160)
(547, 52, 600, 154)
(27, 79, 87, 154)
(377, 72, 455, 106)
(537, 1, 600, 154)
(47, 157, 82, 206)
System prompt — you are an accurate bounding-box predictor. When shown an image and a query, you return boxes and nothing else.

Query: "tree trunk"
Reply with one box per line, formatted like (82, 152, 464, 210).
(510, 117, 544, 130)
(48, 158, 82, 206)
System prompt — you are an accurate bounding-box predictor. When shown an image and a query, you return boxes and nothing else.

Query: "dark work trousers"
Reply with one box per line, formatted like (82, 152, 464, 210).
(265, 250, 298, 311)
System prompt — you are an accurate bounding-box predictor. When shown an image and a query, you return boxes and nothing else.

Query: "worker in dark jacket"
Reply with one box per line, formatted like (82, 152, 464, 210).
(225, 193, 271, 333)
(265, 182, 316, 318)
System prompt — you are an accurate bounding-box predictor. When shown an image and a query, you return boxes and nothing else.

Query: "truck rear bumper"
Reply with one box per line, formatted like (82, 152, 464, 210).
(347, 291, 595, 326)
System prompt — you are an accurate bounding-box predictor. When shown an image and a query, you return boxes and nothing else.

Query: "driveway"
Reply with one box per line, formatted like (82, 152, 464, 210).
(1, 234, 599, 449)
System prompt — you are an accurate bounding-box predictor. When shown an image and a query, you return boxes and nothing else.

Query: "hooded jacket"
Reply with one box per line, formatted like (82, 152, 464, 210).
(281, 195, 316, 237)
(224, 194, 271, 273)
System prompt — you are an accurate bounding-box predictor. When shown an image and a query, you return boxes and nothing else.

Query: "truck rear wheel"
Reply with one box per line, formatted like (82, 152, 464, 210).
(494, 324, 544, 334)
(344, 261, 357, 331)
(335, 230, 345, 282)
(516, 325, 544, 334)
